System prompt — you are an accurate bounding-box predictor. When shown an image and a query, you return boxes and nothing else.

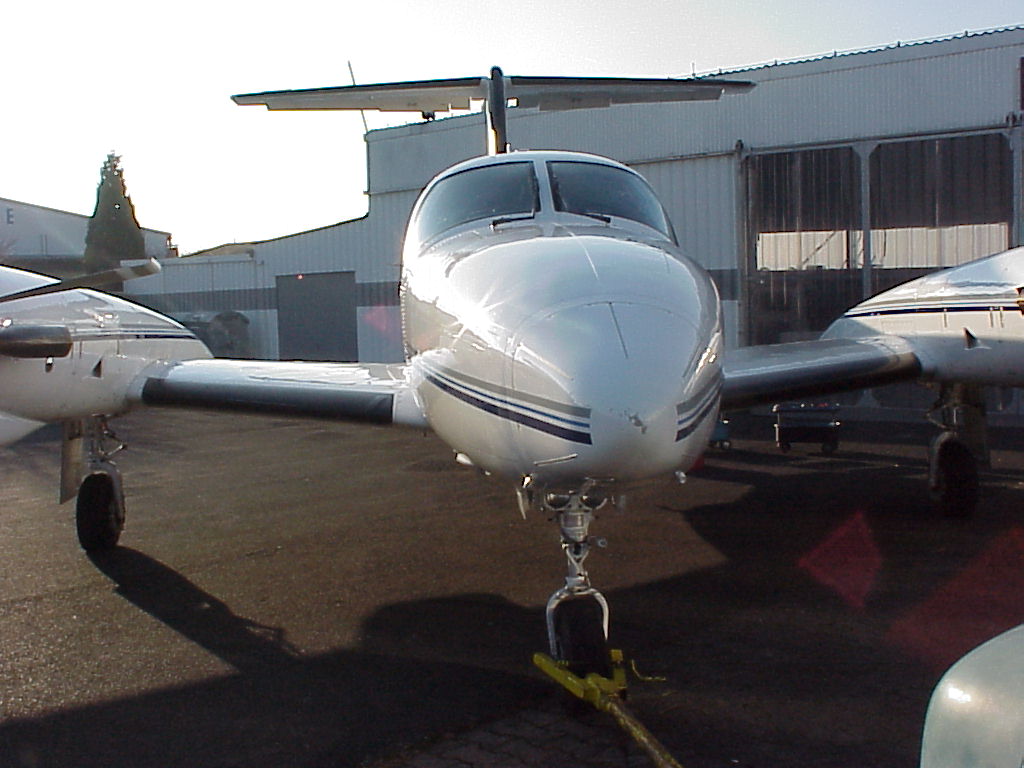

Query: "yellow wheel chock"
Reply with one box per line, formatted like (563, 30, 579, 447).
(532, 650, 685, 768)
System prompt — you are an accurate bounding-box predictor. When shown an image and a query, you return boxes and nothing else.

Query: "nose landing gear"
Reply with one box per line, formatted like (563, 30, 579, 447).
(543, 491, 613, 677)
(532, 489, 685, 767)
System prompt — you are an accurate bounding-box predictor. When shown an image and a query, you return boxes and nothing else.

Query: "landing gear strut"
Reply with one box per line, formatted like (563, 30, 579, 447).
(62, 417, 126, 550)
(532, 490, 688, 767)
(543, 491, 612, 677)
(927, 384, 987, 518)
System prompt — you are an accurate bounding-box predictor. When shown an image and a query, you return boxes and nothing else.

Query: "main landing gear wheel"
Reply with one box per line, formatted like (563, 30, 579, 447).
(76, 469, 126, 551)
(64, 418, 128, 551)
(929, 436, 979, 518)
(926, 384, 987, 519)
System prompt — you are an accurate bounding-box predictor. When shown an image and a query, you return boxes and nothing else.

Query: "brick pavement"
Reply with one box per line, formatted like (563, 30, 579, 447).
(369, 703, 653, 768)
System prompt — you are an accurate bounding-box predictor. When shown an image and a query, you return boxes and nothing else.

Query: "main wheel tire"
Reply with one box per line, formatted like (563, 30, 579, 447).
(552, 597, 611, 678)
(76, 473, 125, 551)
(930, 440, 979, 518)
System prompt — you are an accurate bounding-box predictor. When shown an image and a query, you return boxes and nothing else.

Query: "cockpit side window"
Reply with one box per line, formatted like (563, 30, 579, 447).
(547, 161, 674, 239)
(414, 162, 539, 243)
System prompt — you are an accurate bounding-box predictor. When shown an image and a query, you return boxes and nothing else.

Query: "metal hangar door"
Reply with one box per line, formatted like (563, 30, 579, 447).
(276, 271, 358, 361)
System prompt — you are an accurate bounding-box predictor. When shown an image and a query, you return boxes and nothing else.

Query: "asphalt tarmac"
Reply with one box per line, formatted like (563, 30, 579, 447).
(1, 409, 1022, 767)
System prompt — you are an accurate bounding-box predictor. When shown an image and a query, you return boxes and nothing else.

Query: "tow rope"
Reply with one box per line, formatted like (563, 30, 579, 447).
(533, 650, 685, 768)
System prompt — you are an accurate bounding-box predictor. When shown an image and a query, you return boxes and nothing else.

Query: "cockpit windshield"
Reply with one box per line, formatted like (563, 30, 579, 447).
(414, 162, 539, 243)
(548, 161, 673, 239)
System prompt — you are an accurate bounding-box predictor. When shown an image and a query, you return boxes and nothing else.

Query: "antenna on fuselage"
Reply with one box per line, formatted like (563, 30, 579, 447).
(232, 70, 754, 156)
(346, 60, 370, 135)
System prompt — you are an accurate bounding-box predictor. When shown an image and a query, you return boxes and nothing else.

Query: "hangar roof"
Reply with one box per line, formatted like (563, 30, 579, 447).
(708, 25, 1024, 77)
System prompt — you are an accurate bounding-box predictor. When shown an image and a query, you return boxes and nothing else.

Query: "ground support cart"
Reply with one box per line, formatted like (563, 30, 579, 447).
(772, 402, 841, 454)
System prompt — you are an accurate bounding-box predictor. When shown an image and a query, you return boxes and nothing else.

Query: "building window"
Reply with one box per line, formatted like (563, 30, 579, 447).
(745, 134, 1013, 345)
(747, 147, 862, 344)
(869, 134, 1011, 273)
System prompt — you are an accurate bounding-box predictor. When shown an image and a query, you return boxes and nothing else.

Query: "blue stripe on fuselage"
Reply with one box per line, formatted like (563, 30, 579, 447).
(425, 373, 593, 445)
(845, 302, 1018, 318)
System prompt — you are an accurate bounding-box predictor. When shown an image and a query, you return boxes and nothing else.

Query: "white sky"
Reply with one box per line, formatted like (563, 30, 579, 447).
(3, 1, 1021, 253)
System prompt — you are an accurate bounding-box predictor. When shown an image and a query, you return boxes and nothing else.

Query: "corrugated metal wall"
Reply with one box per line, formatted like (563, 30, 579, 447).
(635, 156, 740, 271)
(130, 189, 418, 361)
(739, 41, 1022, 148)
(635, 155, 744, 346)
(501, 32, 1024, 164)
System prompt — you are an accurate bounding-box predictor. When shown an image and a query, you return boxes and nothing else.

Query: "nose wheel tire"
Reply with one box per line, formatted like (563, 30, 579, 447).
(552, 596, 612, 678)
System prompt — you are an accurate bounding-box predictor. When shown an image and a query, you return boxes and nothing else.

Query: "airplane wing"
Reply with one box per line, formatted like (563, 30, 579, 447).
(139, 336, 921, 427)
(721, 336, 923, 410)
(135, 359, 427, 428)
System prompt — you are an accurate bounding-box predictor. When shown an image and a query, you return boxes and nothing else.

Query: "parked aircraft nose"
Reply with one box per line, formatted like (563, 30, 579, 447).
(512, 300, 713, 481)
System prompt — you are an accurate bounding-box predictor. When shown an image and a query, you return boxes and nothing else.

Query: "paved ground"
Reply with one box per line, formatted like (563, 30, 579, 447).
(1, 409, 1022, 767)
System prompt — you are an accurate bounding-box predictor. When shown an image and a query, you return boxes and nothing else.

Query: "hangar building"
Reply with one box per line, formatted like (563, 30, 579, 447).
(128, 27, 1024, 372)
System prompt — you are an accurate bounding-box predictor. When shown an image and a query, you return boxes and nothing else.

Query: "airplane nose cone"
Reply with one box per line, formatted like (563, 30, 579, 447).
(512, 301, 710, 480)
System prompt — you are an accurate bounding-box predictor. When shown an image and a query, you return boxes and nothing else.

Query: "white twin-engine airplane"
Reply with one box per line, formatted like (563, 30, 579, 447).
(2, 68, 1023, 673)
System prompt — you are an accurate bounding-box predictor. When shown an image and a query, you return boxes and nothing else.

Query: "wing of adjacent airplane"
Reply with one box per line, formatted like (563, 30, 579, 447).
(136, 359, 427, 428)
(720, 336, 923, 410)
(0, 258, 161, 303)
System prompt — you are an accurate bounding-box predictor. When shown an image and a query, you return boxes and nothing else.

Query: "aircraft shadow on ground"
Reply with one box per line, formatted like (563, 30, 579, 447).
(1, 548, 549, 768)
(2, 457, 1021, 768)
(87, 548, 304, 673)
(619, 460, 1023, 767)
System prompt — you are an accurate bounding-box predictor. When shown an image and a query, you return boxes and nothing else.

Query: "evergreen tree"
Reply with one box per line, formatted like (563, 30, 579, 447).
(83, 152, 145, 276)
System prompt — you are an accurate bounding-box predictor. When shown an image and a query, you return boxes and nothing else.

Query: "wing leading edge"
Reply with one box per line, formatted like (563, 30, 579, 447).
(135, 359, 427, 428)
(721, 336, 923, 411)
